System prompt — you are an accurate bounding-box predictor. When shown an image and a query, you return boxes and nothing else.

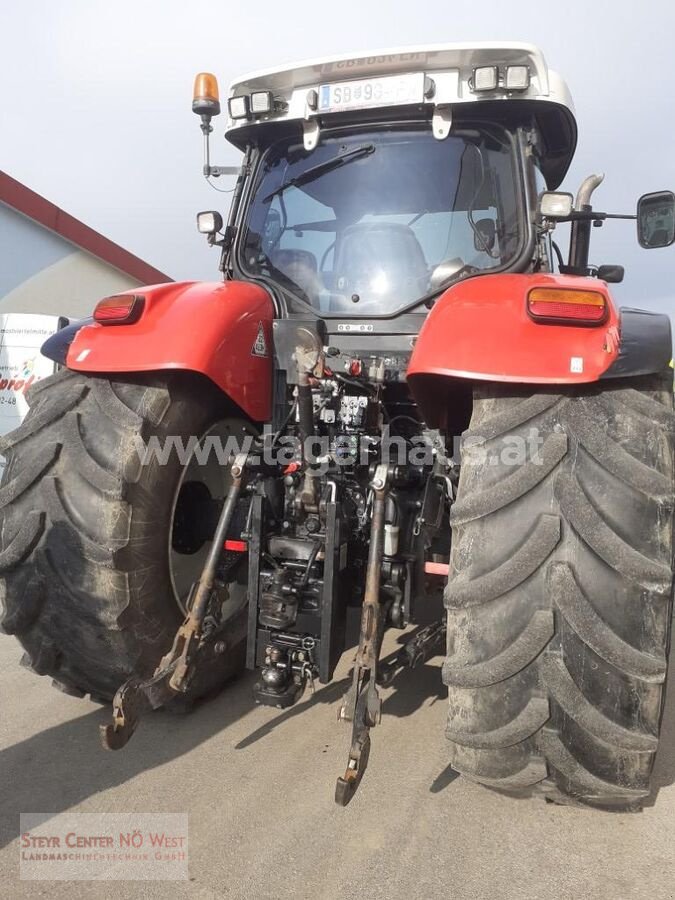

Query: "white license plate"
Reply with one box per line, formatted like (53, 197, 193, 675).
(318, 72, 425, 113)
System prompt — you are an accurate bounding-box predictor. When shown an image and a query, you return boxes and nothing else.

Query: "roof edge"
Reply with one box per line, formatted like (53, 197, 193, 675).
(229, 41, 547, 92)
(0, 171, 172, 286)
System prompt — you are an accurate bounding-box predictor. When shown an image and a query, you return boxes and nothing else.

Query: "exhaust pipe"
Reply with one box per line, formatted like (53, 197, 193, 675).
(569, 173, 605, 271)
(575, 173, 605, 210)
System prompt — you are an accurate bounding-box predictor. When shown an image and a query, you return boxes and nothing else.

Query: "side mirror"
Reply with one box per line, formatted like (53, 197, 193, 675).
(637, 191, 675, 249)
(597, 264, 624, 284)
(473, 218, 496, 252)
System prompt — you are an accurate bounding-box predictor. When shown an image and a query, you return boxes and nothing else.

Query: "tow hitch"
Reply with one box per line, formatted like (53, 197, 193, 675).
(101, 452, 250, 750)
(335, 464, 390, 806)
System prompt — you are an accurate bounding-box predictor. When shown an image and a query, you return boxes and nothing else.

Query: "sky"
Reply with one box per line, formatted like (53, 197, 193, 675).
(1, 0, 674, 321)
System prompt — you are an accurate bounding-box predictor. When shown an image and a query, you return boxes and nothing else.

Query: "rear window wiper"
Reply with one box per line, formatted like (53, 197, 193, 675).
(263, 144, 376, 202)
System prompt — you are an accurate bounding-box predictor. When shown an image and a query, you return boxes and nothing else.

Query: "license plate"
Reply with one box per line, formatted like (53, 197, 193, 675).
(318, 72, 425, 113)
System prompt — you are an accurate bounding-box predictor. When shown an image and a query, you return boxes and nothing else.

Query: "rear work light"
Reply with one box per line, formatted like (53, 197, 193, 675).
(228, 95, 250, 119)
(527, 288, 607, 324)
(250, 90, 273, 114)
(505, 65, 530, 91)
(472, 65, 499, 92)
(93, 294, 145, 325)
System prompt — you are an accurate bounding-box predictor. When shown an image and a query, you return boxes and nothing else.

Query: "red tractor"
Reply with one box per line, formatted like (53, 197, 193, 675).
(2, 43, 673, 809)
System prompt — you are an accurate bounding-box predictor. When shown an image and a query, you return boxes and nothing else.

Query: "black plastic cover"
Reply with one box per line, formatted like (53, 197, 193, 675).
(602, 307, 673, 379)
(41, 318, 91, 365)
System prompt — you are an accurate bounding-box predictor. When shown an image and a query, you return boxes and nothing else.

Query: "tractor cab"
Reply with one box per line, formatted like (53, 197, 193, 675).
(194, 43, 577, 326)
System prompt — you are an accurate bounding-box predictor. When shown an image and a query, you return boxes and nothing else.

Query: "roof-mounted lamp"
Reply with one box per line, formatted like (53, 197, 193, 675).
(192, 72, 221, 121)
(192, 72, 238, 180)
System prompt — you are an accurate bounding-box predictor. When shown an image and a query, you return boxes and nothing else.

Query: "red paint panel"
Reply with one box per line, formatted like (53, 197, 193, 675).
(66, 281, 274, 421)
(407, 273, 620, 385)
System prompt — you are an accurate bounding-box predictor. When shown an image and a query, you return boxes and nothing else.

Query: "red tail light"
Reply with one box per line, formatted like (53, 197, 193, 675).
(223, 540, 247, 552)
(94, 294, 145, 325)
(527, 288, 607, 324)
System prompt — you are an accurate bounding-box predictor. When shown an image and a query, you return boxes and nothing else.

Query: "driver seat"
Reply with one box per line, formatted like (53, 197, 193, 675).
(332, 222, 428, 298)
(271, 249, 323, 305)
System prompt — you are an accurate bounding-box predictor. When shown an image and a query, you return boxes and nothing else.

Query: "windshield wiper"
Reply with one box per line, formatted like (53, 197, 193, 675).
(263, 144, 376, 202)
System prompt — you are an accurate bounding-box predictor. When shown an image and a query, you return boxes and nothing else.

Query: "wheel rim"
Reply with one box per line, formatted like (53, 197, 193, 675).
(168, 418, 253, 618)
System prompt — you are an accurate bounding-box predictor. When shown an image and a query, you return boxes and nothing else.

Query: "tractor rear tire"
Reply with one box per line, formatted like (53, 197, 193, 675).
(0, 369, 253, 703)
(444, 374, 675, 809)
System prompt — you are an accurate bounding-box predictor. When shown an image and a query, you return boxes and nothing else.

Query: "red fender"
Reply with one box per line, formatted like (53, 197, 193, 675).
(407, 273, 621, 426)
(408, 273, 620, 385)
(66, 281, 274, 421)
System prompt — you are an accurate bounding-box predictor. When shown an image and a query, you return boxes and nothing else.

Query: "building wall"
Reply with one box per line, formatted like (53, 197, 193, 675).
(0, 204, 142, 319)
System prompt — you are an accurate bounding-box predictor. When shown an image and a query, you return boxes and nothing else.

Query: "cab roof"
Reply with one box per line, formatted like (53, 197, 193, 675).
(225, 42, 576, 188)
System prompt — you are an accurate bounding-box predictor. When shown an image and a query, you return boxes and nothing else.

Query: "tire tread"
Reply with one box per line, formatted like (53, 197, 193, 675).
(444, 375, 675, 808)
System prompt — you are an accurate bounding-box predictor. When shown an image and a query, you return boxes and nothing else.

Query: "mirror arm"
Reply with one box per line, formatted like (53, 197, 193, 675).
(550, 210, 635, 224)
(558, 263, 590, 277)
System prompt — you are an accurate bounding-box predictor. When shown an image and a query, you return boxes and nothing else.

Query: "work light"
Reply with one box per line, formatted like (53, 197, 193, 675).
(250, 91, 273, 114)
(538, 191, 574, 219)
(505, 65, 530, 91)
(228, 95, 250, 119)
(472, 66, 498, 92)
(196, 211, 223, 234)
